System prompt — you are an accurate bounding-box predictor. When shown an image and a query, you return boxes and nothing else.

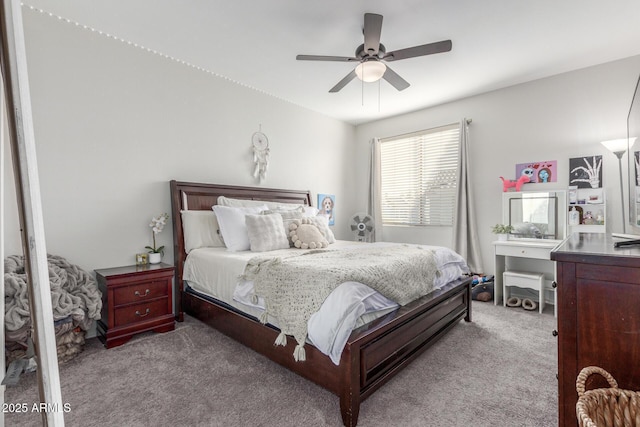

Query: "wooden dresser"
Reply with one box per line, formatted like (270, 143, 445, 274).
(95, 263, 175, 348)
(551, 233, 640, 427)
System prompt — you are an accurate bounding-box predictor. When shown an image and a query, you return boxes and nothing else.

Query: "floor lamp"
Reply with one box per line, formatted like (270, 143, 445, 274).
(601, 137, 636, 235)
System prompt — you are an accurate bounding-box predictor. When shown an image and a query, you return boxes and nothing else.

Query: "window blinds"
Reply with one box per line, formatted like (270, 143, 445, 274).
(380, 123, 460, 226)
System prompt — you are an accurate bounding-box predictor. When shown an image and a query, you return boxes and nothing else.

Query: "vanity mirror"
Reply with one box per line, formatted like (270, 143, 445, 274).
(502, 191, 566, 240)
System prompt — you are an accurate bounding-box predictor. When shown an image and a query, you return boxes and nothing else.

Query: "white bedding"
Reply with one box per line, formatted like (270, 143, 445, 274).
(183, 240, 469, 364)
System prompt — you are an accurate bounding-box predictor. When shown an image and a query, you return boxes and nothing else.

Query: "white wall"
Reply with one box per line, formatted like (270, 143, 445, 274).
(355, 55, 640, 275)
(2, 9, 357, 274)
(6, 9, 640, 283)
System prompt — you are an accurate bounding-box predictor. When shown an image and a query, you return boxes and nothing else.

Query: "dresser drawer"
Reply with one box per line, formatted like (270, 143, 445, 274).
(113, 279, 169, 306)
(576, 263, 640, 284)
(114, 298, 170, 328)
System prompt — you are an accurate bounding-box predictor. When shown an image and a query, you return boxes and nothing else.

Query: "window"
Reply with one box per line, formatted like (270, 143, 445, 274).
(380, 123, 460, 226)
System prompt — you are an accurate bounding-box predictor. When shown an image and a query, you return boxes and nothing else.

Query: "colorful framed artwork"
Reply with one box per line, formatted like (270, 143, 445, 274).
(515, 160, 557, 183)
(317, 194, 335, 226)
(569, 156, 602, 189)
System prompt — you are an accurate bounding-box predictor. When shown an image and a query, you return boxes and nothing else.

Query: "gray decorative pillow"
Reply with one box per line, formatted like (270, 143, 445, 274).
(262, 208, 304, 246)
(245, 213, 290, 252)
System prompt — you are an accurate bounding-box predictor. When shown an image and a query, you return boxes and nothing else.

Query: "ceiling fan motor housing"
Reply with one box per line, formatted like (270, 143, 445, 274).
(356, 43, 385, 59)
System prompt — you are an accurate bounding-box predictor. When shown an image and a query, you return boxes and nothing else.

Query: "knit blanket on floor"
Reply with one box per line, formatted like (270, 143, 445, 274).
(242, 244, 438, 361)
(4, 254, 102, 332)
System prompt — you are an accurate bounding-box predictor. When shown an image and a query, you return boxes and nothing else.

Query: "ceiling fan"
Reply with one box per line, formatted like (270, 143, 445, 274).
(296, 13, 452, 93)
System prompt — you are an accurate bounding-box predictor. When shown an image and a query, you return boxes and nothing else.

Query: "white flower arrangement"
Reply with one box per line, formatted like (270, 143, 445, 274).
(146, 213, 169, 255)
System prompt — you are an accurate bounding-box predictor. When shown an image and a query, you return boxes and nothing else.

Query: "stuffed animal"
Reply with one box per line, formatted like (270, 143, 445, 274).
(499, 175, 530, 192)
(289, 218, 329, 249)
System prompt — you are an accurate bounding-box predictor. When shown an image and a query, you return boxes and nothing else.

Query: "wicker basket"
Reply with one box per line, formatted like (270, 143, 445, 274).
(576, 366, 640, 427)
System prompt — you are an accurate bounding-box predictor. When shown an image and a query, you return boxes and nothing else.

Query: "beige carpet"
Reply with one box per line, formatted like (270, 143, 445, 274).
(5, 300, 558, 426)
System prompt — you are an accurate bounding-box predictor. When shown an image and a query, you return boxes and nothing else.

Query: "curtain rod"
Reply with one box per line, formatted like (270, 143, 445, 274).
(380, 119, 472, 142)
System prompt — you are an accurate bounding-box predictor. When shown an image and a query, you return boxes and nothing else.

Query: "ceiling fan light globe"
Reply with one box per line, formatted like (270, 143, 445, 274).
(355, 61, 386, 82)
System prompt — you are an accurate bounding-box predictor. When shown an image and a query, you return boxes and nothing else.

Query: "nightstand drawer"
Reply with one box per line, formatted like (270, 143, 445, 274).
(113, 280, 169, 306)
(114, 298, 170, 328)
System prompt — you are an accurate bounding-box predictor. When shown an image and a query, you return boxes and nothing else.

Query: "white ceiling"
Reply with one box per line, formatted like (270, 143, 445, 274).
(23, 0, 640, 125)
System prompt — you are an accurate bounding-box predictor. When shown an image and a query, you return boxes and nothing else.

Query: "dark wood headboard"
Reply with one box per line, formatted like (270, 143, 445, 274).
(169, 180, 311, 320)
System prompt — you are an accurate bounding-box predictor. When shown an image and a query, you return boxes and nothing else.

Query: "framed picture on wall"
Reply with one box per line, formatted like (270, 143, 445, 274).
(515, 160, 557, 183)
(569, 155, 603, 189)
(317, 194, 335, 226)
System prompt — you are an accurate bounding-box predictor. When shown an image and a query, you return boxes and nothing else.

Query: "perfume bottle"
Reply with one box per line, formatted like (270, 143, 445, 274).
(569, 206, 579, 226)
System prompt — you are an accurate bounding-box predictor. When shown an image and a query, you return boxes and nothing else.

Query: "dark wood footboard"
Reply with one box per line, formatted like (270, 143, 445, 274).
(338, 277, 471, 426)
(183, 277, 471, 426)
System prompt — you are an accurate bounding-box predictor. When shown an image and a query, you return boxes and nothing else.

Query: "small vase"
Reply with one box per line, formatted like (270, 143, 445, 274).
(497, 233, 509, 241)
(148, 252, 162, 264)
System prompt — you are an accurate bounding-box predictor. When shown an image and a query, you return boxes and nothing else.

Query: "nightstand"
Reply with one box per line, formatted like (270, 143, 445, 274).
(95, 263, 175, 348)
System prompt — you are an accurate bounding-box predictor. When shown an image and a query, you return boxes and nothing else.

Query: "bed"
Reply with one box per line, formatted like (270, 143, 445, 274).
(170, 180, 472, 426)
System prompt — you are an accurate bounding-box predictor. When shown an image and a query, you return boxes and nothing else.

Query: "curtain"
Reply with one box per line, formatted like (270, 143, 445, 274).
(452, 119, 483, 273)
(368, 138, 382, 241)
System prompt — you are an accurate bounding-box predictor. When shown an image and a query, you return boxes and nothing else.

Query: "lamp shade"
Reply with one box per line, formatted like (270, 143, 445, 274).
(601, 137, 637, 154)
(355, 61, 387, 83)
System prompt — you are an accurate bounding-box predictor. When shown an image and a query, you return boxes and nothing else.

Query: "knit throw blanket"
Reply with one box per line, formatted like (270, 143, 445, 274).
(4, 254, 102, 332)
(242, 244, 439, 361)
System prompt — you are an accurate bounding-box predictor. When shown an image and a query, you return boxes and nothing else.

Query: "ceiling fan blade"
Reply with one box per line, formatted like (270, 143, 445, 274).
(383, 40, 452, 62)
(363, 13, 383, 55)
(329, 69, 357, 93)
(296, 54, 359, 62)
(383, 66, 410, 91)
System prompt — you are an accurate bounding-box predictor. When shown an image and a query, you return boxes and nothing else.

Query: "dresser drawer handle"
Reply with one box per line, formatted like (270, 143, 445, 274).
(134, 289, 150, 297)
(551, 281, 557, 288)
(552, 330, 558, 337)
(135, 308, 150, 317)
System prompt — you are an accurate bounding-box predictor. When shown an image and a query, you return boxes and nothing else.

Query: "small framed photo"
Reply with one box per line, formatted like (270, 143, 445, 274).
(317, 194, 335, 226)
(135, 253, 148, 265)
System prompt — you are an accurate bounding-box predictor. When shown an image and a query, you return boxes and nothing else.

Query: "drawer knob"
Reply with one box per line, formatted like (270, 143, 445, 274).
(134, 289, 150, 297)
(551, 281, 557, 288)
(135, 308, 151, 317)
(552, 330, 558, 337)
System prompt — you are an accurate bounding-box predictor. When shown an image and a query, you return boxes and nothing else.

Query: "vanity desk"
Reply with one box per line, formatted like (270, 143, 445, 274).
(493, 239, 561, 314)
(551, 233, 640, 427)
(494, 190, 566, 314)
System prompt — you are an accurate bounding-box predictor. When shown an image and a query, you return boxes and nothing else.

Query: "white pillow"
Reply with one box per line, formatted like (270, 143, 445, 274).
(180, 210, 225, 253)
(245, 213, 290, 252)
(212, 205, 267, 251)
(217, 195, 304, 211)
(302, 206, 320, 217)
(309, 214, 336, 244)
